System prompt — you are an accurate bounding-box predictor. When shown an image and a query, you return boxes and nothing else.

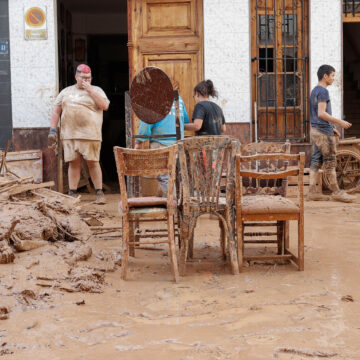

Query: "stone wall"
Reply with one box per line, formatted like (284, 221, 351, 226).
(9, 0, 58, 128)
(203, 0, 251, 123)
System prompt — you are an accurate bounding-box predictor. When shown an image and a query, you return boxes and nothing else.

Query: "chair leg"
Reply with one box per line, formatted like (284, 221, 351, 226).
(219, 219, 226, 260)
(168, 214, 179, 283)
(236, 219, 243, 273)
(129, 221, 135, 257)
(188, 225, 195, 259)
(277, 221, 284, 255)
(284, 220, 290, 250)
(298, 216, 304, 271)
(188, 219, 197, 260)
(121, 216, 130, 280)
(222, 214, 239, 275)
(179, 218, 191, 276)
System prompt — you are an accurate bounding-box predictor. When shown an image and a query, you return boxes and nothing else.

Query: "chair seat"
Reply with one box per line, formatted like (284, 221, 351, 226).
(129, 206, 168, 219)
(241, 195, 299, 215)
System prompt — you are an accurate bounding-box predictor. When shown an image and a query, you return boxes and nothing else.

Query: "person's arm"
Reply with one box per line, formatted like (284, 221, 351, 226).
(184, 119, 203, 131)
(50, 105, 62, 128)
(221, 124, 226, 133)
(82, 82, 109, 110)
(333, 127, 341, 137)
(318, 102, 351, 129)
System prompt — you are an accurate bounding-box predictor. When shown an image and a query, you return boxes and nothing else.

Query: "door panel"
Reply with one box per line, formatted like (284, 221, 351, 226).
(128, 0, 203, 137)
(251, 0, 309, 141)
(144, 53, 197, 119)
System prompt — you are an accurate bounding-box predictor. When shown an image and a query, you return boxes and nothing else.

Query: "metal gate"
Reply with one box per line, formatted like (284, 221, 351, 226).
(251, 0, 309, 141)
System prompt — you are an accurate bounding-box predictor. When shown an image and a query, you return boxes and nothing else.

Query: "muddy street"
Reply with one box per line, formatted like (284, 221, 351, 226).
(1, 194, 360, 359)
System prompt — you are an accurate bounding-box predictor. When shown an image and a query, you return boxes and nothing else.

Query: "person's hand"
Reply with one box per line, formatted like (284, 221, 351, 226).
(82, 80, 92, 93)
(339, 120, 352, 129)
(333, 127, 341, 137)
(48, 128, 58, 151)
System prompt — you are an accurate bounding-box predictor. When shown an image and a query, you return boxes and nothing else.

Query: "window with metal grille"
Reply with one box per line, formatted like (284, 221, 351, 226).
(251, 0, 309, 141)
(343, 0, 360, 17)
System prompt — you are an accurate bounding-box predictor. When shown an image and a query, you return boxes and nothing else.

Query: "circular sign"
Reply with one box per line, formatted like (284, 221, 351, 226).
(130, 67, 174, 124)
(25, 7, 46, 27)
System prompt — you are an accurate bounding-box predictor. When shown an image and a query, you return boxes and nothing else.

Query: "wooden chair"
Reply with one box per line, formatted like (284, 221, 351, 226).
(240, 141, 291, 255)
(177, 136, 240, 276)
(113, 145, 179, 282)
(235, 152, 305, 271)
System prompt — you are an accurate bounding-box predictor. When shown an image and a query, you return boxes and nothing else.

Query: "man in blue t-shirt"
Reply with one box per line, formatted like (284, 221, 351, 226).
(308, 64, 355, 202)
(135, 81, 189, 196)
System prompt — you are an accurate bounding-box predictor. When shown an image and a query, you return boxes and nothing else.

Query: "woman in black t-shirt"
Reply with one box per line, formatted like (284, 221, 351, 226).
(184, 80, 226, 135)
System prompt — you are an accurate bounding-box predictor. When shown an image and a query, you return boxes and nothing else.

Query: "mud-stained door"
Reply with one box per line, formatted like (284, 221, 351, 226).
(128, 0, 204, 135)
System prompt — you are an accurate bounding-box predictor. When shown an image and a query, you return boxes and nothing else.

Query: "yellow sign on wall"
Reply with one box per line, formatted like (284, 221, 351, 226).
(24, 6, 47, 40)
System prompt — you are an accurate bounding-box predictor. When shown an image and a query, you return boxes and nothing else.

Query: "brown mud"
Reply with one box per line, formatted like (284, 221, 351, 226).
(1, 194, 360, 359)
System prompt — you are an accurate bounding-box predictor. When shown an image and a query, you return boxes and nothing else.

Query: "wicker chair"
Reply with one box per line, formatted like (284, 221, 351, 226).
(177, 136, 240, 276)
(113, 145, 179, 282)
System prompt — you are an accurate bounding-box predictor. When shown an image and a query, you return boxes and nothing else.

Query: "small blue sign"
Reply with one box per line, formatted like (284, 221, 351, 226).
(0, 41, 9, 55)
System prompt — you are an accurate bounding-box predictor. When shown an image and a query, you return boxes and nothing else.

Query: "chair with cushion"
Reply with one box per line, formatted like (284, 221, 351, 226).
(113, 145, 179, 282)
(235, 152, 305, 271)
(177, 136, 240, 276)
(240, 141, 291, 256)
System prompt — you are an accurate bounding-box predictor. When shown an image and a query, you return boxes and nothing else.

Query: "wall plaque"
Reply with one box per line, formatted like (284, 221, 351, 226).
(24, 6, 48, 40)
(0, 41, 9, 55)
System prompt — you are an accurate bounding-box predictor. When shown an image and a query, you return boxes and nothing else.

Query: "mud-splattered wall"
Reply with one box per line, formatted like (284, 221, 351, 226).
(203, 0, 251, 124)
(310, 0, 342, 120)
(9, 0, 58, 128)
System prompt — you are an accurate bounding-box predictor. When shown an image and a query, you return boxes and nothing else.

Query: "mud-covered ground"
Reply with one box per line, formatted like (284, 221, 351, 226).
(1, 194, 360, 360)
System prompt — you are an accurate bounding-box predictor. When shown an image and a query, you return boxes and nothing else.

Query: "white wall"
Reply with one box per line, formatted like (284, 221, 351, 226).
(203, 0, 251, 123)
(310, 0, 342, 119)
(9, 0, 58, 128)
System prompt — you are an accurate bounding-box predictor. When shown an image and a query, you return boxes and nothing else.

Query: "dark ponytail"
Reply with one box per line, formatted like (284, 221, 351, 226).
(194, 79, 218, 98)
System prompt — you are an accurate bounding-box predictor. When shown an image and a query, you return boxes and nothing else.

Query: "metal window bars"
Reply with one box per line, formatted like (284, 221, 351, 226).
(253, 0, 308, 142)
(343, 0, 360, 16)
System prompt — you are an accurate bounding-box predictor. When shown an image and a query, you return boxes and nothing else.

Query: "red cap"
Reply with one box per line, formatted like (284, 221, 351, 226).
(77, 64, 91, 74)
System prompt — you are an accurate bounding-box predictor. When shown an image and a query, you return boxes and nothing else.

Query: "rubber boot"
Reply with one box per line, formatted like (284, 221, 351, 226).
(331, 190, 356, 203)
(326, 168, 356, 203)
(306, 170, 329, 201)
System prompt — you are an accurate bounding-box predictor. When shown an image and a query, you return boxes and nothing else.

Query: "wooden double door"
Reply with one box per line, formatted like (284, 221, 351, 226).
(251, 0, 309, 141)
(128, 0, 204, 134)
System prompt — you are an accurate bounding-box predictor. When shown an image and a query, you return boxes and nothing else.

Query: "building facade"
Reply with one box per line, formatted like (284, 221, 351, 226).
(1, 0, 358, 185)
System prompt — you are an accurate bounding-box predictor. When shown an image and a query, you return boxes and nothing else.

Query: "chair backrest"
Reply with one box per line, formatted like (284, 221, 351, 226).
(240, 141, 291, 196)
(178, 136, 240, 212)
(113, 145, 177, 207)
(236, 152, 305, 203)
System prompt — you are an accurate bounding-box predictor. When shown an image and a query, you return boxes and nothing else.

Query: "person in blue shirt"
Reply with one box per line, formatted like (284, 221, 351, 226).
(135, 80, 189, 196)
(307, 64, 355, 203)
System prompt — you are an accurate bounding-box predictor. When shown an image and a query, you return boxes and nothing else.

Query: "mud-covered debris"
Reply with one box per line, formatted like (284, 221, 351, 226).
(341, 295, 354, 302)
(66, 244, 92, 264)
(0, 349, 13, 356)
(75, 300, 85, 306)
(0, 241, 14, 264)
(67, 266, 105, 294)
(0, 307, 9, 320)
(276, 347, 338, 357)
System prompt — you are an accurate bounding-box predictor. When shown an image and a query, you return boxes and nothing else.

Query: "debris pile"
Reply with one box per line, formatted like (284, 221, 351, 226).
(0, 171, 91, 264)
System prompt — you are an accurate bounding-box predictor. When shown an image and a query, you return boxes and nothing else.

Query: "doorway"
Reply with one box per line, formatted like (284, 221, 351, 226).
(343, 22, 360, 138)
(57, 0, 128, 189)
